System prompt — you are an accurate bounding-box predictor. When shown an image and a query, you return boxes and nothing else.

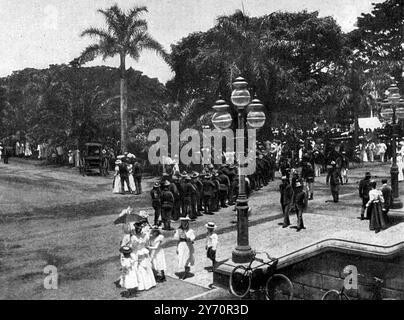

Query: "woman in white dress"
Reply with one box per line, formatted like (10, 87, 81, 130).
(147, 226, 166, 282)
(127, 164, 137, 193)
(397, 155, 404, 181)
(113, 160, 122, 194)
(174, 216, 195, 280)
(360, 143, 368, 162)
(130, 223, 156, 291)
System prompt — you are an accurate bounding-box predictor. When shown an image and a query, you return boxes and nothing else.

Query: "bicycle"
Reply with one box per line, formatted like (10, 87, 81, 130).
(322, 274, 396, 300)
(229, 251, 294, 300)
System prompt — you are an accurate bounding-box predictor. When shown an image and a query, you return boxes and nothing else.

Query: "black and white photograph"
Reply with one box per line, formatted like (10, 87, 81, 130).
(0, 0, 403, 306)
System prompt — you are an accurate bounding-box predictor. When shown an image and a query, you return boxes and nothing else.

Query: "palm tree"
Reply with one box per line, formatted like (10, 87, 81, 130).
(77, 4, 165, 152)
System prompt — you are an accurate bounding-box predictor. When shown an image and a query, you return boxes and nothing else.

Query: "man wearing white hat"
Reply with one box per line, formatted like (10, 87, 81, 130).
(205, 222, 218, 270)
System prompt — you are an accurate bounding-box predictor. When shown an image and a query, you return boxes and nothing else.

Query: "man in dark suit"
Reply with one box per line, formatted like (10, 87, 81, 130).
(279, 176, 293, 228)
(359, 172, 372, 219)
(326, 161, 343, 202)
(294, 182, 307, 232)
(381, 178, 392, 216)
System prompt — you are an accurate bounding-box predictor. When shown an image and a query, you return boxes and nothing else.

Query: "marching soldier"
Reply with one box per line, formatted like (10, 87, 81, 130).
(202, 173, 215, 214)
(326, 161, 343, 203)
(160, 180, 174, 231)
(191, 172, 204, 217)
(279, 176, 293, 228)
(182, 175, 197, 219)
(218, 169, 231, 207)
(171, 175, 181, 221)
(212, 170, 221, 212)
(150, 182, 162, 226)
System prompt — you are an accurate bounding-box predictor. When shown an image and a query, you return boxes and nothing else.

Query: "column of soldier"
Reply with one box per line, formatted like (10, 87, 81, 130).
(150, 151, 277, 231)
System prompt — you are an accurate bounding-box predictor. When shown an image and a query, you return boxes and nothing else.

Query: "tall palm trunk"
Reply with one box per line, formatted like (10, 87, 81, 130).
(120, 52, 128, 153)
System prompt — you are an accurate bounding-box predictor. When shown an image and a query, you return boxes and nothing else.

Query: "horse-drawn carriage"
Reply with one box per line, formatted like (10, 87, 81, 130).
(79, 143, 109, 176)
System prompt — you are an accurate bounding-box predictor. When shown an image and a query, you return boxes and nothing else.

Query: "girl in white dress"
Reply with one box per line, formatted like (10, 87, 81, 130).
(174, 216, 196, 280)
(130, 223, 156, 291)
(147, 226, 167, 282)
(397, 155, 404, 181)
(119, 246, 138, 298)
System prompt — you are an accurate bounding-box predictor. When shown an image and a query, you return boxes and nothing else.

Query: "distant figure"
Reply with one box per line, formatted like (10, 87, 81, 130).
(279, 176, 293, 228)
(366, 181, 388, 233)
(326, 161, 343, 202)
(377, 141, 387, 162)
(381, 178, 392, 216)
(359, 172, 372, 220)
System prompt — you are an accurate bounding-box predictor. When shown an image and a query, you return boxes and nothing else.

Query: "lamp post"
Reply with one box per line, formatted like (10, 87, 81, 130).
(211, 77, 266, 263)
(380, 83, 404, 209)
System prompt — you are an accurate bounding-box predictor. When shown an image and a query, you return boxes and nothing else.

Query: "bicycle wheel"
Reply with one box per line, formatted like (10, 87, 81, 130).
(265, 274, 294, 300)
(229, 266, 251, 298)
(321, 290, 342, 300)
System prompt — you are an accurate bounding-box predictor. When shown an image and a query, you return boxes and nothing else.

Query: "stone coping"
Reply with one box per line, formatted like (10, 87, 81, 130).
(214, 217, 404, 279)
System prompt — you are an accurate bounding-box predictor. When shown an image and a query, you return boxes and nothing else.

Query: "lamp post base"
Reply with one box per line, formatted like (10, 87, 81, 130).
(391, 197, 403, 209)
(232, 245, 253, 264)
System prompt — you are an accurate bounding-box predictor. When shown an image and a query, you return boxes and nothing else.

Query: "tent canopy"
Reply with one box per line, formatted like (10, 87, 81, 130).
(357, 117, 383, 130)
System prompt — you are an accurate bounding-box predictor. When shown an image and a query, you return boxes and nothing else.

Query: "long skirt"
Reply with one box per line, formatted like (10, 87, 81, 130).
(136, 253, 156, 291)
(369, 202, 389, 231)
(128, 175, 137, 192)
(151, 248, 166, 272)
(120, 267, 138, 289)
(177, 241, 195, 270)
(113, 176, 122, 193)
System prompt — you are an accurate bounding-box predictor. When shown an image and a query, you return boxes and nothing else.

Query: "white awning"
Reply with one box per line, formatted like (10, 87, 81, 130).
(357, 117, 383, 130)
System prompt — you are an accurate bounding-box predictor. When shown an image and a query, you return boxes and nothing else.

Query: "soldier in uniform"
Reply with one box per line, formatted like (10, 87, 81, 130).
(150, 182, 161, 226)
(359, 172, 372, 220)
(160, 180, 174, 231)
(294, 182, 307, 232)
(226, 165, 237, 205)
(171, 175, 182, 221)
(279, 176, 293, 228)
(326, 161, 343, 203)
(211, 170, 221, 212)
(218, 169, 230, 208)
(191, 172, 203, 217)
(202, 173, 215, 214)
(182, 175, 197, 219)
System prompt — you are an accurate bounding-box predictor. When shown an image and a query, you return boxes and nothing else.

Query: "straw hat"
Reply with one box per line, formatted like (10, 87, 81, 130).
(205, 222, 217, 229)
(180, 216, 191, 221)
(119, 246, 132, 255)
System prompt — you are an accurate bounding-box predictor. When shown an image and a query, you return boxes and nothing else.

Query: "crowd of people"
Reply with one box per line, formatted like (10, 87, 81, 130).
(116, 208, 217, 298)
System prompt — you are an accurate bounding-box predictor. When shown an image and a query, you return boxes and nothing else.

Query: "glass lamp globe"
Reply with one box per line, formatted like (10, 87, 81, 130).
(231, 77, 251, 110)
(246, 97, 266, 129)
(388, 83, 401, 104)
(211, 98, 232, 130)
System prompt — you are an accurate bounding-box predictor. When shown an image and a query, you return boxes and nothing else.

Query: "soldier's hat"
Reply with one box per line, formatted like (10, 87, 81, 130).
(281, 176, 288, 180)
(229, 164, 236, 169)
(331, 161, 336, 165)
(162, 180, 171, 186)
(171, 175, 179, 181)
(208, 164, 214, 169)
(191, 172, 199, 178)
(295, 182, 302, 187)
(180, 171, 188, 177)
(115, 160, 122, 165)
(184, 175, 191, 180)
(153, 182, 160, 188)
(180, 216, 191, 221)
(204, 173, 212, 179)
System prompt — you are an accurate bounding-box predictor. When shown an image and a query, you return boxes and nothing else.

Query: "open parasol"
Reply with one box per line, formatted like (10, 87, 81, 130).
(114, 207, 148, 225)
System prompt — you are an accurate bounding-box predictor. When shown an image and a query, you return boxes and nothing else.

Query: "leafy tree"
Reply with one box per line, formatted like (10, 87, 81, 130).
(76, 4, 166, 152)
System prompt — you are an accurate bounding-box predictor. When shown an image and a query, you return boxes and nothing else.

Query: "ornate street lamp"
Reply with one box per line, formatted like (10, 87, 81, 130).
(212, 76, 266, 263)
(380, 83, 404, 209)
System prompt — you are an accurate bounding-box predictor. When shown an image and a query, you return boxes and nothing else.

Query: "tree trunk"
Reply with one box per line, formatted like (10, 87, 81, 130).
(120, 53, 128, 153)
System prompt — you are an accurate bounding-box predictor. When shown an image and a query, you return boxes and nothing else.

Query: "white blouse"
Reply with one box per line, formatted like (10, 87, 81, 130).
(366, 189, 384, 207)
